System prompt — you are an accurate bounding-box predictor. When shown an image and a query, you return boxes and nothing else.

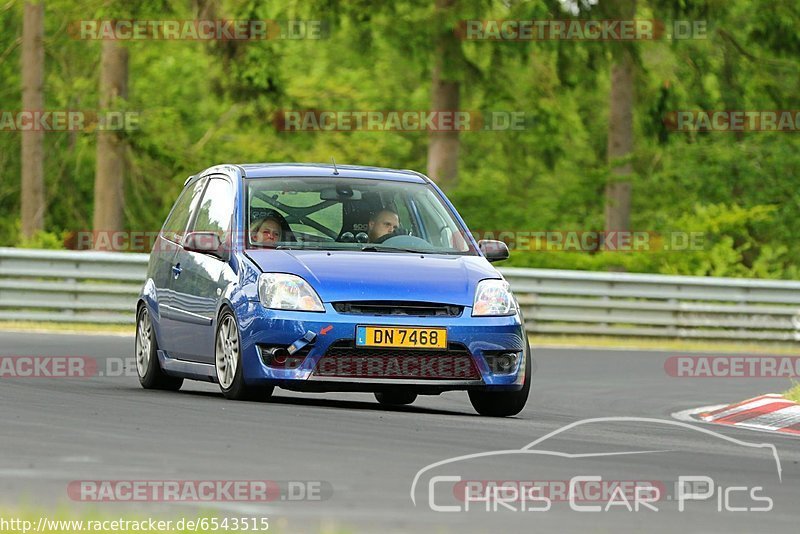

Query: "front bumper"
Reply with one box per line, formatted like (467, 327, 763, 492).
(236, 301, 527, 392)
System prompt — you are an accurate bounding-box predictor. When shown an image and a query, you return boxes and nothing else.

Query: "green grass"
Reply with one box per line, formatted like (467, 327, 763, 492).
(530, 335, 800, 355)
(784, 382, 800, 403)
(0, 321, 134, 335)
(2, 321, 800, 356)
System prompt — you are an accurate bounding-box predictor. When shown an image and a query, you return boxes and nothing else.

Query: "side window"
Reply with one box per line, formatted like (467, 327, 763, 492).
(192, 178, 234, 235)
(161, 178, 207, 244)
(389, 193, 418, 236)
(414, 191, 468, 251)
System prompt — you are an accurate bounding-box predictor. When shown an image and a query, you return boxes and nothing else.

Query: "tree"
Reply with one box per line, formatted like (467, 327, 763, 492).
(20, 0, 45, 240)
(426, 0, 462, 190)
(604, 0, 636, 237)
(92, 38, 128, 240)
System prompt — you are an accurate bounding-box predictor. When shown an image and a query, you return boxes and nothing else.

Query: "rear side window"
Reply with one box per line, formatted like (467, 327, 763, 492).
(277, 191, 343, 238)
(161, 178, 207, 244)
(192, 178, 234, 235)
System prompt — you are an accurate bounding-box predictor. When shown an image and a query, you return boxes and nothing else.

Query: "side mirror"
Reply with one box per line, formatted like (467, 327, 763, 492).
(183, 231, 224, 258)
(478, 239, 509, 263)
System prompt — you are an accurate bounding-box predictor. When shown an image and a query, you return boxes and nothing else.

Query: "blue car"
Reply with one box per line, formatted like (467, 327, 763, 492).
(136, 163, 530, 416)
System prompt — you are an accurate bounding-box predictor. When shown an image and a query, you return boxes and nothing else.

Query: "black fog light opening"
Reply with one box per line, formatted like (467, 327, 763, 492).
(484, 351, 521, 374)
(260, 345, 309, 369)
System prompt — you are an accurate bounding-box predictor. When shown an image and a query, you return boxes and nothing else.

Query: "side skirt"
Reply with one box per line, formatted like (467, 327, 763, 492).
(158, 350, 217, 383)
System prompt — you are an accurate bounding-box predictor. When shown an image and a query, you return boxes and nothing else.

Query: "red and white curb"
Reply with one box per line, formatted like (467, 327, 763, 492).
(673, 394, 800, 437)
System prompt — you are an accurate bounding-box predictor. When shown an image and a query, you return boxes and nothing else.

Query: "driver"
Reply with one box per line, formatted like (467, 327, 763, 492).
(367, 208, 400, 243)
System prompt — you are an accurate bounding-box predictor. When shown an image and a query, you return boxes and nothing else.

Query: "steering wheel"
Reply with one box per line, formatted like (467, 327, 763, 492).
(372, 228, 409, 244)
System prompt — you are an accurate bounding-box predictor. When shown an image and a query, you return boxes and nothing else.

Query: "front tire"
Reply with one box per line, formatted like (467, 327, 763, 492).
(375, 391, 417, 406)
(135, 305, 183, 391)
(469, 341, 531, 417)
(215, 309, 273, 401)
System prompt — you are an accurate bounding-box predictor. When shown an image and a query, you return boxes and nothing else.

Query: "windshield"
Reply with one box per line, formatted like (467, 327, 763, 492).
(246, 177, 475, 255)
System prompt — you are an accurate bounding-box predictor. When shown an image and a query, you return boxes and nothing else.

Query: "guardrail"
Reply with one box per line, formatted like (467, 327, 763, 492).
(0, 247, 148, 324)
(1, 247, 799, 341)
(503, 268, 800, 341)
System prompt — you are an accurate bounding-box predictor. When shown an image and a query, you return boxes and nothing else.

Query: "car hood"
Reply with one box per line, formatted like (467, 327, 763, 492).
(245, 250, 500, 306)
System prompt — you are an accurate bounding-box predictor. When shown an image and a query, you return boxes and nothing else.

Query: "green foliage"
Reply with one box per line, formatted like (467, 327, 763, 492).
(1, 0, 798, 279)
(785, 382, 800, 403)
(17, 228, 67, 250)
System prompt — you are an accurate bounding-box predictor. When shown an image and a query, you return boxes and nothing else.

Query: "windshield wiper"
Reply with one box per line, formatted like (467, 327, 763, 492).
(277, 243, 345, 251)
(258, 243, 431, 254)
(360, 245, 429, 254)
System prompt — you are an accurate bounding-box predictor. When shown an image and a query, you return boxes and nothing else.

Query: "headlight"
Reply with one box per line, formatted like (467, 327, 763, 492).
(258, 273, 324, 312)
(472, 279, 518, 316)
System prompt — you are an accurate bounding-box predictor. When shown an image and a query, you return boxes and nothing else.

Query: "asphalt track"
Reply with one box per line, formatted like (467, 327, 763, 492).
(1, 331, 799, 533)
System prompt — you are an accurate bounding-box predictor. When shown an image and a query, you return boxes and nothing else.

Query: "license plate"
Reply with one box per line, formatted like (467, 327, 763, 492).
(356, 326, 447, 349)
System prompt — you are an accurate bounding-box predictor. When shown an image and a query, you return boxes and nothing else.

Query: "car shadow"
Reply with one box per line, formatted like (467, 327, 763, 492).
(167, 386, 478, 417)
(130, 385, 531, 419)
(267, 394, 477, 417)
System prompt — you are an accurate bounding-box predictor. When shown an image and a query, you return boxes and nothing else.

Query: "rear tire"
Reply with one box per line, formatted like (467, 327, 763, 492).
(469, 341, 531, 417)
(135, 305, 183, 391)
(375, 391, 417, 406)
(215, 309, 274, 401)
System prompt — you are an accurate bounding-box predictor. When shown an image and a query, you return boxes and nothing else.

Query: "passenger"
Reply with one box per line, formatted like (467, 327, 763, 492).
(251, 211, 289, 245)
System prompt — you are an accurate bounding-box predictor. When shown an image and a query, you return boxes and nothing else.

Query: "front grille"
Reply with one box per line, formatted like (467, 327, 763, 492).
(313, 341, 480, 380)
(332, 301, 462, 317)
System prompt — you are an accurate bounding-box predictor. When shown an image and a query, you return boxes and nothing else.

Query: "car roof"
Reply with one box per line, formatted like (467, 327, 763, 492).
(236, 163, 429, 184)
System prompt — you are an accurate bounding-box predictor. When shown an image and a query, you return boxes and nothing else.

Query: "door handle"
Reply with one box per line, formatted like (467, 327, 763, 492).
(172, 263, 182, 278)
